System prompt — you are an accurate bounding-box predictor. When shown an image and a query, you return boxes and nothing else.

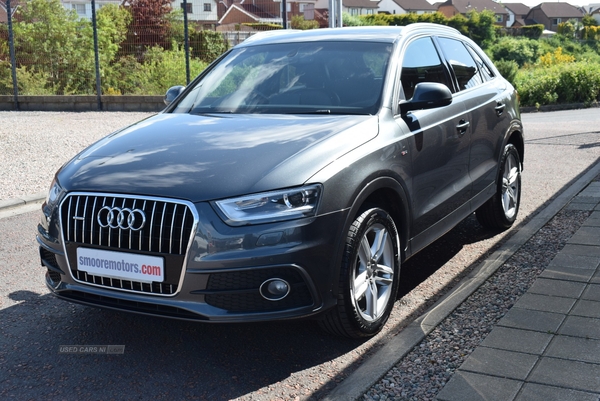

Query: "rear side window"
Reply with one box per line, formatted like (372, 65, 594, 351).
(467, 45, 495, 82)
(400, 37, 452, 100)
(437, 37, 483, 91)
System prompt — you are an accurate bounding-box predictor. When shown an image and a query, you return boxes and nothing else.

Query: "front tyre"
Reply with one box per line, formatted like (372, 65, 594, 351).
(476, 143, 522, 229)
(319, 208, 400, 338)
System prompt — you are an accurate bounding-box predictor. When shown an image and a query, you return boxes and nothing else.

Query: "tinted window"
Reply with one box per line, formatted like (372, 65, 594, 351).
(437, 37, 483, 91)
(467, 45, 495, 82)
(173, 41, 392, 115)
(400, 37, 451, 99)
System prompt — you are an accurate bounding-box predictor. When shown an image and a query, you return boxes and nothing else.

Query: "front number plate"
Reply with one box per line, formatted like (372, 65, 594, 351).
(76, 248, 164, 283)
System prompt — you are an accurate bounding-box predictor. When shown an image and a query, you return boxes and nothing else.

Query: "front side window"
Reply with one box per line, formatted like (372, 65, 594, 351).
(400, 37, 452, 99)
(204, 3, 211, 12)
(172, 41, 392, 115)
(437, 37, 483, 91)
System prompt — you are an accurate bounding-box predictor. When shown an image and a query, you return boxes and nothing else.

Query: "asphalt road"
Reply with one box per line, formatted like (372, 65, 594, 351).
(0, 109, 599, 400)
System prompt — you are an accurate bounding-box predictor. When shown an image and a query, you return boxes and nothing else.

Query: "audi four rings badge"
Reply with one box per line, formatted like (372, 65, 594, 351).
(95, 206, 146, 231)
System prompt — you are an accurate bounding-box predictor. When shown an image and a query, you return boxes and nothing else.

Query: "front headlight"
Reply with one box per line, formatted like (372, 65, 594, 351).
(214, 184, 322, 226)
(45, 178, 64, 207)
(40, 178, 65, 231)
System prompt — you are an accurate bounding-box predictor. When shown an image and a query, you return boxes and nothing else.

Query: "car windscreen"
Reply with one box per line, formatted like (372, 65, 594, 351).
(172, 41, 392, 115)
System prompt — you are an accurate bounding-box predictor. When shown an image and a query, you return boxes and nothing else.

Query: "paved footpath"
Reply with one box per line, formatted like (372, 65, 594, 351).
(437, 180, 600, 401)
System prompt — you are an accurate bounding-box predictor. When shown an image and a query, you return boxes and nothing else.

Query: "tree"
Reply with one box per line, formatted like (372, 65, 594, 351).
(11, 0, 134, 94)
(464, 10, 496, 48)
(13, 0, 90, 93)
(96, 3, 131, 64)
(122, 0, 173, 58)
(582, 14, 598, 27)
(557, 21, 575, 38)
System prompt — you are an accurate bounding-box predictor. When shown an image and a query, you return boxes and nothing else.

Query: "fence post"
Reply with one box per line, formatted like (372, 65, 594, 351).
(7, 0, 19, 110)
(183, 0, 190, 84)
(91, 0, 102, 110)
(282, 0, 287, 29)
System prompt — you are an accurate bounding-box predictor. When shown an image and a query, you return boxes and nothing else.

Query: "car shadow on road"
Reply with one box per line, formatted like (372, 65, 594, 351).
(1, 215, 504, 401)
(2, 288, 365, 400)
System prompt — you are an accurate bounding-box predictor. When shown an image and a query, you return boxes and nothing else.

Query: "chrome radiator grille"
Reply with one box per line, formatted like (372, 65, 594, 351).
(61, 194, 195, 255)
(60, 194, 196, 296)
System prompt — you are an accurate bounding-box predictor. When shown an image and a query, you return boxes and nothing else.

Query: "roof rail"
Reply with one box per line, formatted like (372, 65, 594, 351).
(242, 29, 302, 44)
(401, 22, 461, 35)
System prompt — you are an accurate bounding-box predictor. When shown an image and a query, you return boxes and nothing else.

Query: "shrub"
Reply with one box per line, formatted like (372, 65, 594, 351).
(557, 22, 575, 38)
(582, 26, 600, 40)
(101, 55, 143, 95)
(520, 24, 544, 39)
(358, 13, 389, 26)
(15, 66, 57, 95)
(515, 69, 559, 107)
(494, 59, 518, 86)
(0, 60, 13, 95)
(190, 30, 229, 64)
(538, 47, 575, 66)
(555, 63, 600, 104)
(241, 23, 282, 31)
(515, 62, 600, 107)
(128, 46, 207, 95)
(291, 15, 319, 30)
(343, 12, 367, 27)
(489, 37, 541, 67)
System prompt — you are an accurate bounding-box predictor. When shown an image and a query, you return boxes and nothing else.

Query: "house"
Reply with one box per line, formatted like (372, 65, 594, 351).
(1, 0, 21, 23)
(172, 0, 219, 29)
(437, 0, 508, 26)
(342, 0, 379, 15)
(589, 6, 600, 25)
(305, 5, 329, 28)
(377, 0, 437, 16)
(218, 0, 282, 28)
(525, 2, 584, 32)
(502, 2, 529, 27)
(581, 3, 600, 15)
(218, 0, 316, 29)
(60, 0, 121, 20)
(314, 0, 379, 16)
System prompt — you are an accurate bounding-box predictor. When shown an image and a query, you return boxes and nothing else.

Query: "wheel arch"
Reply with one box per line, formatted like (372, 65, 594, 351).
(505, 122, 524, 171)
(349, 177, 410, 257)
(327, 176, 411, 299)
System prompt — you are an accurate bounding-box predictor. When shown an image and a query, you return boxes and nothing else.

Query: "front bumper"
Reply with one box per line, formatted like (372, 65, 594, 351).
(38, 196, 346, 322)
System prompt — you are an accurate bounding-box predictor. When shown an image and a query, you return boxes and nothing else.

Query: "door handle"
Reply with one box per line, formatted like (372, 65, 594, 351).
(456, 120, 470, 135)
(495, 103, 505, 116)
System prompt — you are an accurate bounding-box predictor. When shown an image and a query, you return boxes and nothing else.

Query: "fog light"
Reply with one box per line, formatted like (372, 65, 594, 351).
(259, 278, 290, 301)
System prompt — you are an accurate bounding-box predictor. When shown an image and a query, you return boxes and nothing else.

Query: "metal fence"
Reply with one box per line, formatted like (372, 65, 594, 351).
(0, 0, 299, 109)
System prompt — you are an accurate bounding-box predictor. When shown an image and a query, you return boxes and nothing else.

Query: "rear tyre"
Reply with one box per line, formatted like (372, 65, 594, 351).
(476, 143, 521, 229)
(319, 208, 400, 338)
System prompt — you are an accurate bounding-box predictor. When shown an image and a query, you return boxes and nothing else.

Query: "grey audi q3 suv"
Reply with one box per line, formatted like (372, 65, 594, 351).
(38, 24, 524, 338)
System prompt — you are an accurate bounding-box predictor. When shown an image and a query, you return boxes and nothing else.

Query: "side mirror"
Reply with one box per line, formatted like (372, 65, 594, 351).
(400, 82, 452, 114)
(164, 85, 185, 106)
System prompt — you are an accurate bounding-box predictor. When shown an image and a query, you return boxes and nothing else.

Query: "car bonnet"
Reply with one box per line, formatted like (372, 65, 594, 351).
(56, 112, 378, 202)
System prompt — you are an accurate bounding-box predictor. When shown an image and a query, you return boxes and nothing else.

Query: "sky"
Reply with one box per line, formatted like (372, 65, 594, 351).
(424, 0, 599, 9)
(500, 0, 598, 7)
